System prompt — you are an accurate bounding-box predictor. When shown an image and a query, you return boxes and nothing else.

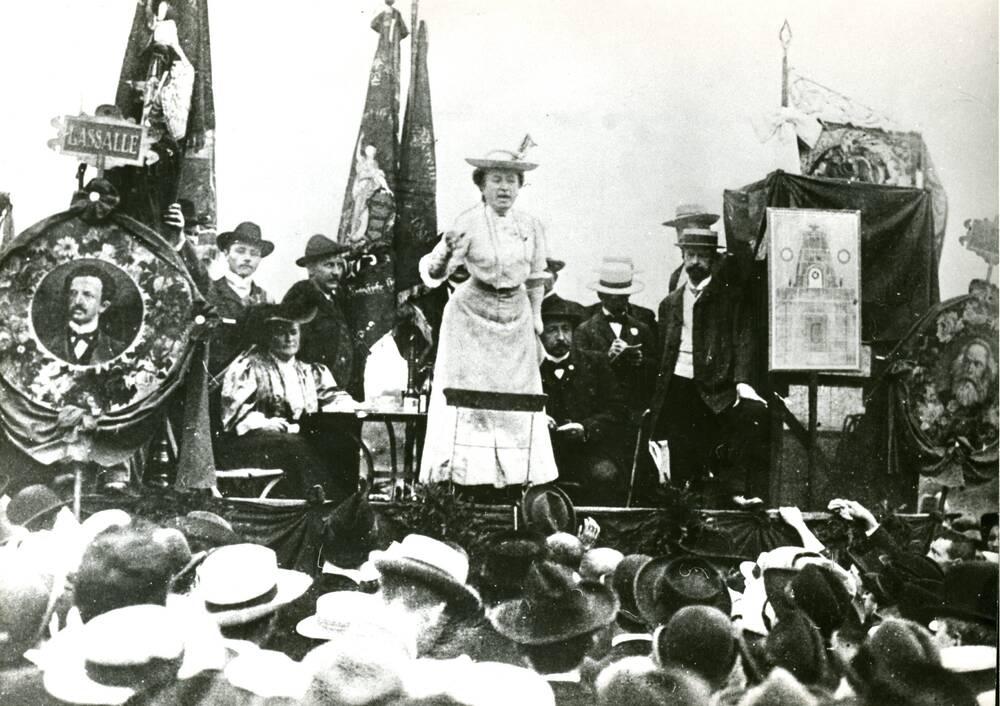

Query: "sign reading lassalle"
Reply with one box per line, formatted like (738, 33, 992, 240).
(49, 113, 149, 168)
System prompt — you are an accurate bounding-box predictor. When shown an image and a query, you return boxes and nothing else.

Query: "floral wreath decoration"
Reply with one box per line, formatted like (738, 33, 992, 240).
(0, 179, 213, 465)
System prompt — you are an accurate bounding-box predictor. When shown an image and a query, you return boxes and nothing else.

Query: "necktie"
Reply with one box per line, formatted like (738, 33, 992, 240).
(70, 332, 96, 360)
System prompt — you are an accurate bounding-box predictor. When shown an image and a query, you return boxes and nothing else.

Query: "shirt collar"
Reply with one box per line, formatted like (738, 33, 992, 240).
(320, 561, 363, 585)
(544, 351, 571, 364)
(689, 275, 712, 293)
(68, 320, 99, 335)
(224, 269, 255, 290)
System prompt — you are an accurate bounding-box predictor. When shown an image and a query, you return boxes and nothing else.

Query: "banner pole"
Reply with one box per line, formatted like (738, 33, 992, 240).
(779, 20, 792, 108)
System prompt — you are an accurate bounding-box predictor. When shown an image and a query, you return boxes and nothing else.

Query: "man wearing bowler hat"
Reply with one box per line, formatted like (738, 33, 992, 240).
(283, 234, 367, 401)
(541, 257, 587, 326)
(208, 221, 274, 374)
(539, 298, 629, 505)
(649, 227, 769, 506)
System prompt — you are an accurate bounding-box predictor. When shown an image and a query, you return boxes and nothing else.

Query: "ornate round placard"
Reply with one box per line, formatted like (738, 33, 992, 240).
(0, 216, 195, 415)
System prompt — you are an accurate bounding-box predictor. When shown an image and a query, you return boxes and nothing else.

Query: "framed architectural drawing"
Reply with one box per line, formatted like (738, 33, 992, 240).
(767, 208, 862, 372)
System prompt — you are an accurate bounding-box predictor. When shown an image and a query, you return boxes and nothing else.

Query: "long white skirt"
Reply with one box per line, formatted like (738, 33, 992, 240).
(419, 279, 558, 487)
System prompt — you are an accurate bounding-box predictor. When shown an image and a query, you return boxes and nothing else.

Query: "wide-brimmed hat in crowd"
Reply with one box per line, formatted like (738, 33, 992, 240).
(587, 255, 644, 296)
(478, 528, 549, 603)
(909, 560, 997, 627)
(490, 560, 618, 645)
(764, 563, 853, 639)
(0, 552, 53, 664)
(216, 221, 274, 257)
(545, 258, 565, 273)
(163, 511, 239, 554)
(579, 547, 624, 583)
(465, 147, 538, 172)
(662, 202, 720, 231)
(653, 605, 738, 689)
(295, 234, 350, 268)
(634, 555, 731, 627)
(763, 609, 831, 688)
(373, 534, 482, 613)
(295, 590, 409, 649)
(520, 484, 576, 535)
(195, 544, 311, 627)
(321, 487, 382, 569)
(42, 604, 185, 705)
(612, 553, 652, 630)
(6, 484, 68, 530)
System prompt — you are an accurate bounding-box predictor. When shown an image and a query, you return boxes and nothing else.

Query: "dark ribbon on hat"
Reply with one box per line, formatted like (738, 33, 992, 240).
(70, 179, 120, 224)
(85, 655, 184, 688)
(205, 584, 278, 613)
(598, 279, 634, 290)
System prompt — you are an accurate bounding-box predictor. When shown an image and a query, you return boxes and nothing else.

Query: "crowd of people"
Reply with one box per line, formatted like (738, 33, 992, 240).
(1, 474, 996, 705)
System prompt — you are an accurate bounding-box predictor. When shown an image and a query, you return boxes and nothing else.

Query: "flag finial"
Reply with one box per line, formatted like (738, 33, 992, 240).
(779, 20, 792, 49)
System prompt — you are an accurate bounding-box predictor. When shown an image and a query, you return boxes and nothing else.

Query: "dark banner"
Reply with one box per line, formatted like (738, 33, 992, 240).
(111, 0, 216, 233)
(724, 171, 939, 343)
(337, 7, 407, 350)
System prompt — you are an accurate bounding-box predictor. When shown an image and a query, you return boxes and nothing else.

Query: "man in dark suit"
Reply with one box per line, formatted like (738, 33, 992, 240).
(540, 299, 629, 505)
(575, 256, 658, 423)
(649, 228, 769, 505)
(282, 234, 367, 401)
(207, 221, 274, 374)
(540, 257, 587, 326)
(45, 263, 126, 365)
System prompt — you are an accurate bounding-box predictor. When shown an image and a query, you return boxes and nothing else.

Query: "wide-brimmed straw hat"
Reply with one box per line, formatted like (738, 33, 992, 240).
(194, 544, 311, 627)
(295, 234, 350, 267)
(466, 149, 538, 172)
(295, 590, 397, 642)
(216, 221, 274, 257)
(489, 560, 619, 645)
(373, 534, 482, 613)
(41, 604, 185, 705)
(6, 484, 68, 529)
(662, 203, 720, 230)
(587, 256, 645, 296)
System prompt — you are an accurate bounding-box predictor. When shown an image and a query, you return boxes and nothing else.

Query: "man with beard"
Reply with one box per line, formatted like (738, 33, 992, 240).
(947, 338, 996, 409)
(539, 299, 629, 504)
(43, 263, 126, 365)
(649, 228, 769, 506)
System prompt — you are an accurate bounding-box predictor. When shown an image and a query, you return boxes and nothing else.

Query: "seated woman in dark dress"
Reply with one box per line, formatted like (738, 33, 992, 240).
(215, 303, 356, 498)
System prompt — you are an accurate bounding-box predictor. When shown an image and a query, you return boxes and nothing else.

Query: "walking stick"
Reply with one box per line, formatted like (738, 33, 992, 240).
(626, 409, 652, 508)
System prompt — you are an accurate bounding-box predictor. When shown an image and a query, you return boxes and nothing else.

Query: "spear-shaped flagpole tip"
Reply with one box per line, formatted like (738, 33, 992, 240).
(779, 20, 792, 49)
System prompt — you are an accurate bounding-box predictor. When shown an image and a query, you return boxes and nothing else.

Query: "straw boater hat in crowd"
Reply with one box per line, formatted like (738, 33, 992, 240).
(675, 227, 727, 252)
(587, 255, 644, 296)
(42, 604, 186, 705)
(295, 234, 350, 268)
(194, 544, 311, 627)
(216, 221, 274, 256)
(373, 534, 482, 613)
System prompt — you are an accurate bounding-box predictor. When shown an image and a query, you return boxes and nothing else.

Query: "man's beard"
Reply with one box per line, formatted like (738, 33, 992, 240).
(686, 263, 709, 283)
(952, 377, 985, 407)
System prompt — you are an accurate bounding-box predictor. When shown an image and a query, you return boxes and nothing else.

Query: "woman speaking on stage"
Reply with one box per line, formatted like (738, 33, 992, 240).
(417, 143, 558, 493)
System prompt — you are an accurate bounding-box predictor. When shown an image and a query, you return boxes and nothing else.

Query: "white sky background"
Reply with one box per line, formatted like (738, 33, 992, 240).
(0, 0, 996, 320)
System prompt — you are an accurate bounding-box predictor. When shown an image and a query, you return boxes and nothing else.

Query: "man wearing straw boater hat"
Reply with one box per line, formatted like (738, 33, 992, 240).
(662, 203, 721, 292)
(576, 256, 658, 424)
(648, 226, 769, 507)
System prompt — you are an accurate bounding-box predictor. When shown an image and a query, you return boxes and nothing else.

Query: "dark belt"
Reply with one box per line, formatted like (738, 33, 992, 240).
(472, 278, 520, 296)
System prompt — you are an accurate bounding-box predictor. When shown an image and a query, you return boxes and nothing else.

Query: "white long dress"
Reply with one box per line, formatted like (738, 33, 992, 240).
(418, 204, 558, 487)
